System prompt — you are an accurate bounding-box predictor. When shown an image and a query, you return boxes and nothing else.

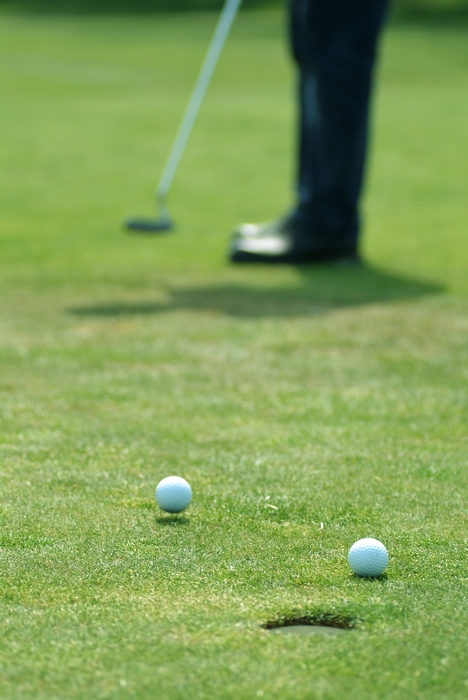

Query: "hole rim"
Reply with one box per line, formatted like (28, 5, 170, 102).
(262, 609, 359, 632)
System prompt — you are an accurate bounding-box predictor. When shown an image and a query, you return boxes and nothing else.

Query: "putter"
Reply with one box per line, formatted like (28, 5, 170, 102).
(125, 0, 243, 234)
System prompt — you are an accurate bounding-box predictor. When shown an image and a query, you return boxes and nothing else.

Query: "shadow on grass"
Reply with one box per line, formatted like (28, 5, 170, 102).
(69, 264, 443, 319)
(155, 515, 190, 526)
(350, 573, 388, 582)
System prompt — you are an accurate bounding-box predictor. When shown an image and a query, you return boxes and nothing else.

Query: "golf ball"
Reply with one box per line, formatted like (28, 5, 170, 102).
(348, 538, 388, 577)
(155, 476, 192, 513)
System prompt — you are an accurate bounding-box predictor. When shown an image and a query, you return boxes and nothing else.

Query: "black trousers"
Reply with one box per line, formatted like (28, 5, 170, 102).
(289, 0, 390, 247)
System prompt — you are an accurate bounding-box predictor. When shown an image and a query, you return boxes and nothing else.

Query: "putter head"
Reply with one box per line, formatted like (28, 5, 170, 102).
(125, 217, 173, 233)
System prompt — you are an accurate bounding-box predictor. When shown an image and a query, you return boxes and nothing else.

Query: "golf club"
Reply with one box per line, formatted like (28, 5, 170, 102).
(125, 0, 243, 233)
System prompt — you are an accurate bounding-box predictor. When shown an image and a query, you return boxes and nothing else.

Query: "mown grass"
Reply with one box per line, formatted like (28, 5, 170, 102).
(0, 9, 468, 700)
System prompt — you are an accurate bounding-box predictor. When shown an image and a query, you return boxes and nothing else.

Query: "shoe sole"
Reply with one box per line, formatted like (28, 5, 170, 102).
(229, 249, 361, 266)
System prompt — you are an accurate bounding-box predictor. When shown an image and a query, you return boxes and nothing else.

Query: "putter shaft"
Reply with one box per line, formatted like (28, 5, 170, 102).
(155, 0, 243, 205)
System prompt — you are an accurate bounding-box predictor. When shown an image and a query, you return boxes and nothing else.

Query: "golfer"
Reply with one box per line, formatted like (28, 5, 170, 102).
(230, 0, 390, 264)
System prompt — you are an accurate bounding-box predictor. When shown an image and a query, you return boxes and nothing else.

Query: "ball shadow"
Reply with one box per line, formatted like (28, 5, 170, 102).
(350, 572, 388, 582)
(155, 515, 190, 526)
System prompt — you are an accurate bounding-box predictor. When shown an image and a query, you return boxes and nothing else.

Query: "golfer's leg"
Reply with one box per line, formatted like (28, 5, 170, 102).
(291, 0, 390, 248)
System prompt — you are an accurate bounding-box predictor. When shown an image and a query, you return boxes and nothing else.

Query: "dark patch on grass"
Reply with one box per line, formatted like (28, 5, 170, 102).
(0, 0, 273, 13)
(263, 609, 358, 631)
(68, 265, 443, 319)
(156, 515, 190, 526)
(350, 572, 389, 582)
(391, 1, 468, 24)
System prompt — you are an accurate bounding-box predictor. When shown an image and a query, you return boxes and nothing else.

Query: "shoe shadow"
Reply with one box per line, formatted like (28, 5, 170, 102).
(68, 265, 443, 319)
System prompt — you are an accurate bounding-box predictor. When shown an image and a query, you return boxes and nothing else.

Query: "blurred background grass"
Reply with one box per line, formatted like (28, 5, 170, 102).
(1, 0, 468, 18)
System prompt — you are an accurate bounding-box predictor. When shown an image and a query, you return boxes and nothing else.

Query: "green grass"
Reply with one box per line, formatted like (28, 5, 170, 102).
(1, 9, 468, 699)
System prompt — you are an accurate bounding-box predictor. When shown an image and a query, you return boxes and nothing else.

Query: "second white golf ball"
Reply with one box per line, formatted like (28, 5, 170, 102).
(155, 476, 192, 513)
(348, 538, 388, 577)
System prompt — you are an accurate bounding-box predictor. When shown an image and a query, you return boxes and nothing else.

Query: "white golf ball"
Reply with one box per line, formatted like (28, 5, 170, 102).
(155, 476, 192, 513)
(348, 538, 388, 577)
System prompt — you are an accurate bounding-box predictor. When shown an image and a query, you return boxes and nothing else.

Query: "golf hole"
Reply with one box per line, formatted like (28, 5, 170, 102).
(263, 612, 356, 637)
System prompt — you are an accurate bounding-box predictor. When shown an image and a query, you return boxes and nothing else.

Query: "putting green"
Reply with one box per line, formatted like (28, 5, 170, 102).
(0, 8, 468, 700)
